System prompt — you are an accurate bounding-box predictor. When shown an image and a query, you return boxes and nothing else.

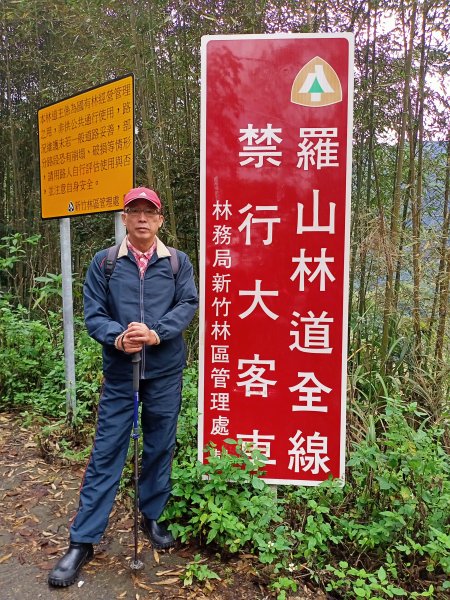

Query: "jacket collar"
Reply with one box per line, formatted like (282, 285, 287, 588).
(117, 236, 171, 259)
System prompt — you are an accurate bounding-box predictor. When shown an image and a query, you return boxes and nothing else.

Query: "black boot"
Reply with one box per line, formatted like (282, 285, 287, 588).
(48, 541, 93, 587)
(141, 516, 175, 550)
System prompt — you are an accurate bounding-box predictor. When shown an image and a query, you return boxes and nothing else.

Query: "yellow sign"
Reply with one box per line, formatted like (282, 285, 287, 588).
(38, 74, 134, 219)
(291, 57, 342, 107)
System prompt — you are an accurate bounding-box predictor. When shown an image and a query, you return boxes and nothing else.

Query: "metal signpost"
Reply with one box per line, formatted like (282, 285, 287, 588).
(38, 74, 134, 416)
(198, 34, 354, 485)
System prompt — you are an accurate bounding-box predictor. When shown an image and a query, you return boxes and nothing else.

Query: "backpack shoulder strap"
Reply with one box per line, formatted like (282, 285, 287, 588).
(167, 246, 179, 277)
(104, 243, 120, 282)
(103, 243, 179, 282)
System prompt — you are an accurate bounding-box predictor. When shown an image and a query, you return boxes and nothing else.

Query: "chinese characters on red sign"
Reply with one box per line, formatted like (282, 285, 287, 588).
(199, 35, 354, 485)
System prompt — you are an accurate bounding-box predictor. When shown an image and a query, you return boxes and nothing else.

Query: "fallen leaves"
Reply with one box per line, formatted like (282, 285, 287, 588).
(41, 545, 61, 555)
(135, 581, 154, 591)
(0, 553, 12, 564)
(17, 528, 34, 538)
(0, 412, 291, 600)
(156, 568, 184, 577)
(149, 577, 180, 586)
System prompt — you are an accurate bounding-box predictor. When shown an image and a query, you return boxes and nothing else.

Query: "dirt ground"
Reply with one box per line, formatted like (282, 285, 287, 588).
(0, 413, 322, 600)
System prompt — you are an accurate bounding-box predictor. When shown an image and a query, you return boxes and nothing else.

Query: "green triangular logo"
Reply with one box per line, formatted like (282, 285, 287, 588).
(308, 77, 324, 94)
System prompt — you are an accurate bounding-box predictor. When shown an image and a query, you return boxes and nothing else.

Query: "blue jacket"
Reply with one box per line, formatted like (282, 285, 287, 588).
(83, 237, 198, 380)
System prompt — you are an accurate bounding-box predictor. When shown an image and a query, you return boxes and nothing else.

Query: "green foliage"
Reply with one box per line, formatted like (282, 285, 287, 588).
(279, 396, 450, 596)
(0, 233, 40, 274)
(343, 399, 450, 567)
(33, 273, 63, 308)
(0, 283, 448, 597)
(159, 365, 450, 595)
(0, 297, 102, 421)
(182, 554, 220, 587)
(0, 299, 59, 408)
(166, 439, 283, 554)
(0, 233, 42, 307)
(36, 417, 93, 464)
(72, 323, 103, 423)
(175, 363, 199, 454)
(169, 366, 286, 557)
(325, 562, 435, 599)
(270, 575, 298, 600)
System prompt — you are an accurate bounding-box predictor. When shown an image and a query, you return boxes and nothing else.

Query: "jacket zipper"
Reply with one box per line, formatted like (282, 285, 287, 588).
(139, 273, 145, 378)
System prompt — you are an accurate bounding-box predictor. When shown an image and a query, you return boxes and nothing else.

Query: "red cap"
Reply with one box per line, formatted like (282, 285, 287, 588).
(123, 187, 162, 210)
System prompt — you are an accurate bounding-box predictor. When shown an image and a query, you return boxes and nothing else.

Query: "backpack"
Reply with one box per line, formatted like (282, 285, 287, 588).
(103, 243, 179, 283)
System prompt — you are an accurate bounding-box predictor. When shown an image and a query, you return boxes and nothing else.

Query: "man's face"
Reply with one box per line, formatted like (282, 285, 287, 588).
(122, 199, 163, 250)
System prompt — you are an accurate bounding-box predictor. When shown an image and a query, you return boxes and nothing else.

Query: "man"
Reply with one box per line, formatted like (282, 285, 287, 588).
(48, 187, 198, 587)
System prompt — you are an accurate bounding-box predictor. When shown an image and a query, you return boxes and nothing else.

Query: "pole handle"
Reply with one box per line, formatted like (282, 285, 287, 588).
(131, 352, 141, 392)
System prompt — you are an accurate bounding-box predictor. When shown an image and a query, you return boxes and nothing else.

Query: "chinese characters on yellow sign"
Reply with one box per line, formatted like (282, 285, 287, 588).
(38, 74, 134, 219)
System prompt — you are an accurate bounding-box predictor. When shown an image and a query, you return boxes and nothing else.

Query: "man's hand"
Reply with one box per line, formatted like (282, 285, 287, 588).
(126, 322, 160, 346)
(120, 330, 144, 354)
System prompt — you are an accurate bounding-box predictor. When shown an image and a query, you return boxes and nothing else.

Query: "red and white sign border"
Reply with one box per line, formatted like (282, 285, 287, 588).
(198, 33, 354, 486)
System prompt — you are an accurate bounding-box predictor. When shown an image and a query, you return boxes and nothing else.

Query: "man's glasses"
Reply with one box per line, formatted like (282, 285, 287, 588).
(124, 207, 161, 217)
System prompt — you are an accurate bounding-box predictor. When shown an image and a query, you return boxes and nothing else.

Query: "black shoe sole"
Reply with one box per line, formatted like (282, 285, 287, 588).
(48, 575, 77, 588)
(151, 539, 176, 550)
(140, 522, 176, 550)
(48, 550, 93, 587)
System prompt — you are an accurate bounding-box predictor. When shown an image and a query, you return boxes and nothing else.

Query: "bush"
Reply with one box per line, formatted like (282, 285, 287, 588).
(0, 298, 102, 421)
(0, 300, 60, 409)
(169, 375, 449, 597)
(167, 440, 283, 554)
(281, 397, 450, 597)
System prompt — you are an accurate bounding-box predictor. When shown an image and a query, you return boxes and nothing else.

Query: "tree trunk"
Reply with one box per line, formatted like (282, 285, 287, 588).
(434, 141, 450, 371)
(148, 1, 179, 248)
(380, 0, 417, 369)
(130, 5, 156, 189)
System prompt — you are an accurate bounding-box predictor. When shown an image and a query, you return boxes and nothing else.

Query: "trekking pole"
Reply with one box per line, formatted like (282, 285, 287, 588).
(130, 352, 144, 571)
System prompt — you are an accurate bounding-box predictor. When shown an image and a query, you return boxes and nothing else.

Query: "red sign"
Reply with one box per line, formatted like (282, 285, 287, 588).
(198, 34, 354, 485)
